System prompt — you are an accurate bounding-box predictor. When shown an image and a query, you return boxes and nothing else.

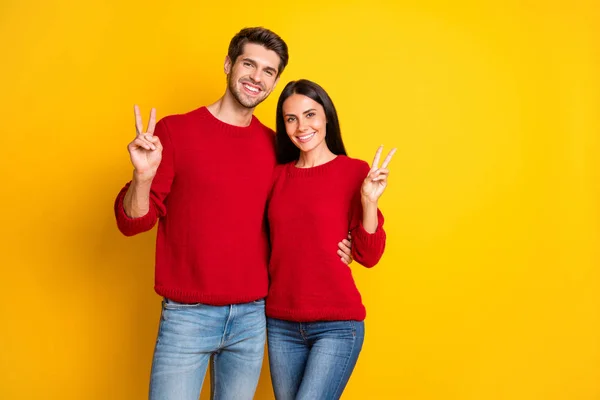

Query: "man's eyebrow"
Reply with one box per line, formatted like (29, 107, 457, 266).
(241, 58, 278, 73)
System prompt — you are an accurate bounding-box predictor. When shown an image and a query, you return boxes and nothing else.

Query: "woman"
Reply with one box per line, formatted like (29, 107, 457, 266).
(266, 79, 395, 399)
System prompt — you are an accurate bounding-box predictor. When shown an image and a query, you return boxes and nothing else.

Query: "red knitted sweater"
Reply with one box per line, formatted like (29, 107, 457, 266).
(114, 107, 276, 305)
(266, 155, 386, 321)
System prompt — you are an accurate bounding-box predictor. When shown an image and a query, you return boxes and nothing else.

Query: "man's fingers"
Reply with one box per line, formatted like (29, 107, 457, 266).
(147, 108, 157, 136)
(338, 249, 352, 264)
(131, 136, 157, 151)
(338, 241, 351, 253)
(130, 137, 153, 151)
(147, 135, 163, 151)
(134, 105, 144, 135)
(141, 135, 157, 150)
(134, 105, 158, 136)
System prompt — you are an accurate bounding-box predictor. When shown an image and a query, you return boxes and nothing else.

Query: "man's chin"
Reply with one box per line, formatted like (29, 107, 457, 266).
(238, 96, 265, 109)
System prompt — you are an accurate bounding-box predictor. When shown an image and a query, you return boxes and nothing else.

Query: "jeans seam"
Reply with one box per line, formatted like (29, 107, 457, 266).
(220, 305, 234, 348)
(299, 323, 308, 343)
(331, 325, 356, 399)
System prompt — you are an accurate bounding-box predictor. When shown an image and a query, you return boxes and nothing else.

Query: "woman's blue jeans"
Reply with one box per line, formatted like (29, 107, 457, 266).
(267, 317, 365, 400)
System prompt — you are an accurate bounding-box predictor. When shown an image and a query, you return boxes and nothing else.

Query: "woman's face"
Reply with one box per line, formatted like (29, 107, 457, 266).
(282, 94, 328, 154)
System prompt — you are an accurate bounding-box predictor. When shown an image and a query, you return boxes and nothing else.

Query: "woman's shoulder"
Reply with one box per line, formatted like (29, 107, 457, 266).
(274, 161, 294, 172)
(272, 162, 293, 180)
(337, 155, 371, 175)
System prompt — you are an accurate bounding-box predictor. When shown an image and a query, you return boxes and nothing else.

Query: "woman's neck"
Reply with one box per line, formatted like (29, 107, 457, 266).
(296, 145, 337, 168)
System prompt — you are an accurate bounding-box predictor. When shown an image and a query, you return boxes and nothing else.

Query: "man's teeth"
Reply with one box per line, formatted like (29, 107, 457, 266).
(244, 84, 259, 92)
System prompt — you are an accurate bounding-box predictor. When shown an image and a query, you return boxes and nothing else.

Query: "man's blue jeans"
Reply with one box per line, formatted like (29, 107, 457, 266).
(267, 318, 365, 400)
(149, 298, 266, 400)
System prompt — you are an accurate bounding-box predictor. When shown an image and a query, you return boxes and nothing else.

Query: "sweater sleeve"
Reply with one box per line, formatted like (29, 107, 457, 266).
(114, 118, 175, 236)
(348, 162, 387, 268)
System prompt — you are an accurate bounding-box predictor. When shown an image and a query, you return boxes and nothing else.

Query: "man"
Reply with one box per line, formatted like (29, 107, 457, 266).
(114, 27, 352, 399)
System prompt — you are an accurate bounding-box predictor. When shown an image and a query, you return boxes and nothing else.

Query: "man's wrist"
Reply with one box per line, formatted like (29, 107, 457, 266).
(132, 169, 155, 186)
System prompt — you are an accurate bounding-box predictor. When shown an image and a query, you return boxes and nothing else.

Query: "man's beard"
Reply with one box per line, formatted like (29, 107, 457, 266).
(228, 75, 267, 109)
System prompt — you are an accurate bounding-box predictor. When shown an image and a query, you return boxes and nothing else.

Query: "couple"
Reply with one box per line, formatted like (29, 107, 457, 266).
(115, 27, 395, 400)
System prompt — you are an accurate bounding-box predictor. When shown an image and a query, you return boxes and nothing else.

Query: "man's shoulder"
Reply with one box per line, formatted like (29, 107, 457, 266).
(152, 107, 209, 140)
(252, 115, 276, 136)
(159, 106, 205, 127)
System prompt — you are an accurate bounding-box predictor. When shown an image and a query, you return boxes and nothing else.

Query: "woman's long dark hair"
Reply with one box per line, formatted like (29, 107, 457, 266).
(275, 79, 347, 164)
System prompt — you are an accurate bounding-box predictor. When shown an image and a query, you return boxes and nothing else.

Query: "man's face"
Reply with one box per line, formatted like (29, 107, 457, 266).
(225, 43, 281, 109)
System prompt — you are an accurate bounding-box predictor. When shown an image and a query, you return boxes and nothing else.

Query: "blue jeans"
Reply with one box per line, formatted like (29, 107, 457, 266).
(149, 298, 266, 400)
(267, 318, 365, 400)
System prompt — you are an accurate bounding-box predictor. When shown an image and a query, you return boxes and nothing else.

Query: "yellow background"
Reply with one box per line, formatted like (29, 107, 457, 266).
(1, 0, 598, 399)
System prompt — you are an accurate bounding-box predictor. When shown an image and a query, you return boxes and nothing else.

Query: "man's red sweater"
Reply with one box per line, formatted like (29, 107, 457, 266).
(114, 107, 276, 305)
(266, 155, 386, 322)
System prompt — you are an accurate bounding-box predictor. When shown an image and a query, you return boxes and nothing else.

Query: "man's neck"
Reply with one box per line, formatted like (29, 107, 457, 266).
(206, 92, 255, 127)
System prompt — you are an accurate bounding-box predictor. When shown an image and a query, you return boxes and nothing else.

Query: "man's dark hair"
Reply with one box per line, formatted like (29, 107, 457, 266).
(228, 27, 289, 77)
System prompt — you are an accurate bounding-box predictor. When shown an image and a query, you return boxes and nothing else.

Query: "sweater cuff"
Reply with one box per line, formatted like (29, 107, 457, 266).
(114, 188, 158, 235)
(353, 221, 386, 247)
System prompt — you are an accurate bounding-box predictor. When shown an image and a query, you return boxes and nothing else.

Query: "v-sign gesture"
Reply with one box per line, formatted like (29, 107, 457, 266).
(128, 105, 162, 181)
(361, 146, 397, 204)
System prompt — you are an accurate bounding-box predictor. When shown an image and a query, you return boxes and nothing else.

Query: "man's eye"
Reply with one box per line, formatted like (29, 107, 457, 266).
(243, 62, 252, 67)
(265, 70, 273, 77)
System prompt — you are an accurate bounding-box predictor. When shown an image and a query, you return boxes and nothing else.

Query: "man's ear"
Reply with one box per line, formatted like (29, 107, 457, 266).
(224, 56, 232, 74)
